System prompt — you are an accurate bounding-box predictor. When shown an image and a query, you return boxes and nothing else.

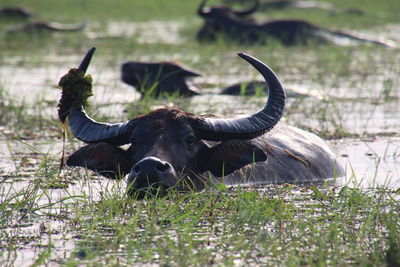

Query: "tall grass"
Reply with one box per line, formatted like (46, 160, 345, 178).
(2, 168, 399, 266)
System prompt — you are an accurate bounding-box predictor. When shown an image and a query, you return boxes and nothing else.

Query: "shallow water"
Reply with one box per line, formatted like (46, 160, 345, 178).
(0, 48, 399, 188)
(87, 20, 186, 45)
(334, 138, 400, 188)
(1, 172, 122, 266)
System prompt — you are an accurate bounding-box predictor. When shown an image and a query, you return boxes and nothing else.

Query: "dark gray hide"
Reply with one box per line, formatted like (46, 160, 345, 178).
(121, 61, 201, 97)
(197, 0, 390, 47)
(60, 48, 343, 199)
(219, 80, 307, 97)
(121, 61, 302, 97)
(0, 6, 34, 19)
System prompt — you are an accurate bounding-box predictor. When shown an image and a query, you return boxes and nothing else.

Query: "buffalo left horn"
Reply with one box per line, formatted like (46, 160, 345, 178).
(60, 47, 134, 146)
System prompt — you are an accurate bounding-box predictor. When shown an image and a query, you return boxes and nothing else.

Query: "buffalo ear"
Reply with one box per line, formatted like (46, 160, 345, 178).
(204, 140, 267, 177)
(66, 143, 133, 179)
(179, 68, 201, 77)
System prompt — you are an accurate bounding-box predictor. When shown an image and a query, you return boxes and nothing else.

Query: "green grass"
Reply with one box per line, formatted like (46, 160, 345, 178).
(0, 0, 399, 265)
(1, 168, 400, 266)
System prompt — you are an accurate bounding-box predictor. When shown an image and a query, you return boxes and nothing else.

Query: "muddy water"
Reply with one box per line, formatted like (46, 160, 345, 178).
(335, 138, 400, 188)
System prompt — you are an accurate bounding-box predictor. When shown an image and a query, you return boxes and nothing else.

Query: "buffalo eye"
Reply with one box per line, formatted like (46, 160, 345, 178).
(184, 135, 197, 148)
(130, 137, 137, 147)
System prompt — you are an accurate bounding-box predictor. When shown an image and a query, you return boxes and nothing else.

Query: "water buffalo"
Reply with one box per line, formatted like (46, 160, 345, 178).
(121, 61, 201, 97)
(121, 60, 303, 97)
(222, 0, 363, 15)
(0, 6, 34, 19)
(58, 48, 343, 198)
(6, 20, 87, 34)
(197, 0, 390, 46)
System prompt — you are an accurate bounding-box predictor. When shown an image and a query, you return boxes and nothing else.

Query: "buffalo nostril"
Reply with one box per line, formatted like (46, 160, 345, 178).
(155, 162, 170, 172)
(134, 165, 141, 174)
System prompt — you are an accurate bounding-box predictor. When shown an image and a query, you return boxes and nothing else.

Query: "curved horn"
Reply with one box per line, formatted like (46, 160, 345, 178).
(78, 46, 96, 73)
(233, 0, 259, 16)
(66, 108, 133, 146)
(197, 0, 210, 17)
(192, 53, 285, 141)
(44, 20, 87, 32)
(59, 47, 133, 146)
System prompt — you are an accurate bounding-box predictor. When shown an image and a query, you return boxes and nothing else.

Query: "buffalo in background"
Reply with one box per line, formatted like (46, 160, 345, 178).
(121, 61, 201, 97)
(1, 6, 87, 35)
(5, 20, 87, 34)
(196, 0, 391, 46)
(0, 6, 34, 19)
(58, 48, 343, 198)
(121, 60, 305, 98)
(222, 0, 363, 15)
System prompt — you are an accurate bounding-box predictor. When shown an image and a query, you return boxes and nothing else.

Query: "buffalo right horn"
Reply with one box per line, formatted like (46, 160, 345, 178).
(197, 0, 211, 17)
(191, 53, 286, 141)
(233, 0, 260, 16)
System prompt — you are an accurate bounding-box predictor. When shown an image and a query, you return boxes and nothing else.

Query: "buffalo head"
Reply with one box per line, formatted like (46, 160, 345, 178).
(0, 6, 34, 19)
(197, 0, 260, 42)
(197, 0, 259, 18)
(58, 48, 285, 198)
(121, 61, 201, 97)
(197, 0, 393, 47)
(6, 20, 87, 35)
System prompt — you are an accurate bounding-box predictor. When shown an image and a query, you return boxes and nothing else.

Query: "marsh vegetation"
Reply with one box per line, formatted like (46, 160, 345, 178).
(0, 0, 399, 265)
